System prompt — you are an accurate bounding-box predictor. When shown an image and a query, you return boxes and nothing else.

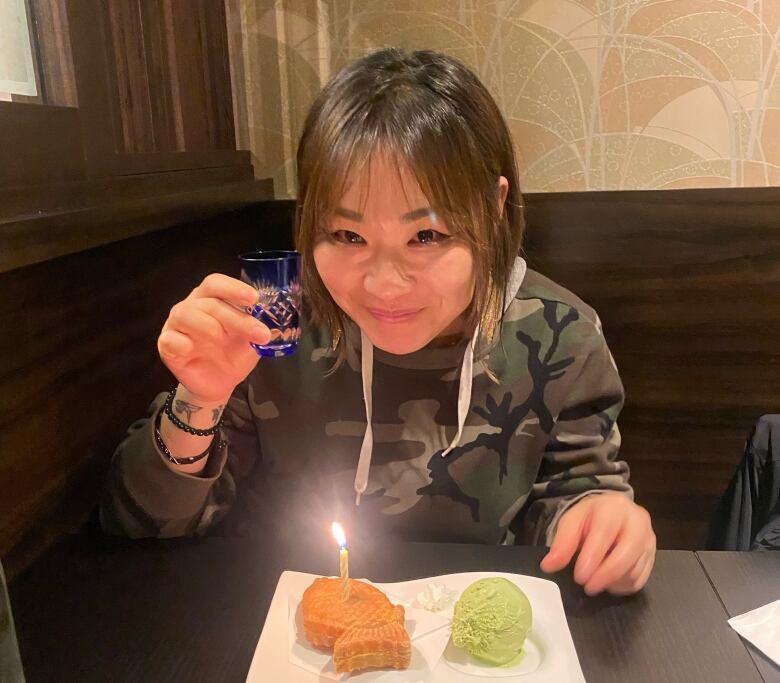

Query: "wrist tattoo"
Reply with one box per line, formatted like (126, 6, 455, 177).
(174, 399, 202, 424)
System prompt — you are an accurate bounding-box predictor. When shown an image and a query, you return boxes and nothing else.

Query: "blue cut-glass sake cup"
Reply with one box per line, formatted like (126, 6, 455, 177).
(239, 251, 302, 358)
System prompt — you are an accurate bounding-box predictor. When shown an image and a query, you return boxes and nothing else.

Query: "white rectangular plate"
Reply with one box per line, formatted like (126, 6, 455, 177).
(247, 571, 585, 682)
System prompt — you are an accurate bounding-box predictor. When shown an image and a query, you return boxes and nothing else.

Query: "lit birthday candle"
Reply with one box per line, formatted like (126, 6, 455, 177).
(331, 522, 350, 600)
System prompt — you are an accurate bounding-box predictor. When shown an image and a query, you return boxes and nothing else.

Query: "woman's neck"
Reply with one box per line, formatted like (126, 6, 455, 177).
(426, 332, 465, 349)
(426, 314, 471, 349)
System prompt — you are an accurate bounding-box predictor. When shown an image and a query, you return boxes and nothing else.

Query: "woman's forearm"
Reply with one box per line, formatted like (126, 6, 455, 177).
(158, 384, 230, 475)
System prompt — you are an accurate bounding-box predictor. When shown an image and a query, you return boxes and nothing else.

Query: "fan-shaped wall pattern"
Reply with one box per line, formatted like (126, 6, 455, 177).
(228, 0, 780, 196)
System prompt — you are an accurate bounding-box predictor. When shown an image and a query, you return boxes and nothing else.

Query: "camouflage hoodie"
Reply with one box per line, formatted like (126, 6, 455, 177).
(101, 261, 631, 546)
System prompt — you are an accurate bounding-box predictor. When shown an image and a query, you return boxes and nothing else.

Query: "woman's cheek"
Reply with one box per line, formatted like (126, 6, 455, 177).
(429, 247, 474, 293)
(313, 244, 338, 288)
(314, 247, 358, 309)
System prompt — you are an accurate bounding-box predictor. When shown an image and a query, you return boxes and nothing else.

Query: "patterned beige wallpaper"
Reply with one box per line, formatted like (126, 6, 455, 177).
(228, 0, 780, 196)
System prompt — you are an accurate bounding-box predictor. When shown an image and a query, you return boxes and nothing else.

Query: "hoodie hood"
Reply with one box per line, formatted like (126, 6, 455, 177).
(353, 256, 528, 505)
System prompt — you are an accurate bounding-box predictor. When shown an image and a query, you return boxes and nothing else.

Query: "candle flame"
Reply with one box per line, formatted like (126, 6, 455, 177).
(331, 521, 347, 548)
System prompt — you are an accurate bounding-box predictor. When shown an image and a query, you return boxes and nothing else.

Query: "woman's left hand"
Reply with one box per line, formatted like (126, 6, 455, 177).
(540, 493, 656, 596)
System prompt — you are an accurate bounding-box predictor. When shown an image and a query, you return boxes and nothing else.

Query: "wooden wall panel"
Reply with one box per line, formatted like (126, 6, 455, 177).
(0, 165, 254, 222)
(198, 0, 236, 150)
(523, 188, 780, 549)
(106, 0, 154, 153)
(0, 202, 295, 578)
(167, 1, 215, 151)
(0, 103, 85, 186)
(0, 177, 271, 273)
(30, 0, 78, 107)
(66, 0, 125, 173)
(138, 0, 179, 152)
(4, 0, 247, 208)
(99, 0, 237, 155)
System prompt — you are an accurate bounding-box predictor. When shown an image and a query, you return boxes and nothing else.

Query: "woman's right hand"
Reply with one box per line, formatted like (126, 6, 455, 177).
(157, 273, 270, 403)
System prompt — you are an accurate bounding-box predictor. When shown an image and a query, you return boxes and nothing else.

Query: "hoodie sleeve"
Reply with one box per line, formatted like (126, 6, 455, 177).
(100, 381, 260, 538)
(520, 323, 633, 546)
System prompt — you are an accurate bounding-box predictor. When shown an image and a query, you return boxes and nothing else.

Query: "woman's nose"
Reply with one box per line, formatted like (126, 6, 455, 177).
(363, 255, 413, 301)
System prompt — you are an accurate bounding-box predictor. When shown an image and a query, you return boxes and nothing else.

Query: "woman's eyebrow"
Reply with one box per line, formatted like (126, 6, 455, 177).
(332, 206, 434, 222)
(400, 207, 434, 223)
(334, 207, 363, 221)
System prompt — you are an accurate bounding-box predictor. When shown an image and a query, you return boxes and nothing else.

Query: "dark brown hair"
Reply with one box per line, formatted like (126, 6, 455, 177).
(295, 48, 524, 356)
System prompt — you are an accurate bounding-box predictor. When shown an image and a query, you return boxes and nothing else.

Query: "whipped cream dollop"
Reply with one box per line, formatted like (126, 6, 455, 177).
(413, 583, 458, 612)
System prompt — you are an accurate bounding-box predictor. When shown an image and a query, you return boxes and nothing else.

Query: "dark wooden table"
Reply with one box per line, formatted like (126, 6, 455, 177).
(8, 534, 765, 683)
(697, 551, 780, 683)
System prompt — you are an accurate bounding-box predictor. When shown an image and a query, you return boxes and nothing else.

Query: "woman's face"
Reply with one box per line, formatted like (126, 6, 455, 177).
(313, 155, 475, 355)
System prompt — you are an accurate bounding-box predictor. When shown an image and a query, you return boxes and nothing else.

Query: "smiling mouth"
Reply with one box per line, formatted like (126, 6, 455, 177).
(368, 308, 422, 324)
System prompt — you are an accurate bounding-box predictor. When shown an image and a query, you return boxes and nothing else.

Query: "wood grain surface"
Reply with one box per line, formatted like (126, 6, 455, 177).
(65, 0, 243, 176)
(0, 201, 295, 577)
(0, 164, 253, 222)
(697, 551, 780, 682)
(0, 177, 272, 273)
(29, 0, 78, 107)
(9, 537, 762, 683)
(103, 0, 236, 155)
(0, 103, 85, 187)
(523, 187, 780, 549)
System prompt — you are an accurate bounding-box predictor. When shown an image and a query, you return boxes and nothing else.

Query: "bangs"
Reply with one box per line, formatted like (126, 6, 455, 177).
(301, 77, 499, 249)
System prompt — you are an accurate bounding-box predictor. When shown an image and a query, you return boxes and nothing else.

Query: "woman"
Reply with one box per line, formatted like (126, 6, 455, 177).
(102, 48, 655, 596)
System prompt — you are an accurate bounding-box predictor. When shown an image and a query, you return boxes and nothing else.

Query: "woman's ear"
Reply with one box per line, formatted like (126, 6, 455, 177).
(498, 175, 509, 216)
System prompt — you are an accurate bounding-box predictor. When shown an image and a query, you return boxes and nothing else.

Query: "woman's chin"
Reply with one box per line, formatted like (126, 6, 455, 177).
(364, 328, 432, 356)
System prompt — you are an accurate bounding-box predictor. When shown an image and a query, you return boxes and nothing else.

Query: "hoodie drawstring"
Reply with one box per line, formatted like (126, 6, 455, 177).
(352, 256, 528, 506)
(440, 324, 479, 458)
(354, 329, 374, 505)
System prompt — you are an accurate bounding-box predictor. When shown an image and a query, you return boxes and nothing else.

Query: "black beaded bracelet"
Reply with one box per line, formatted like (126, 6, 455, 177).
(154, 410, 224, 466)
(163, 388, 223, 437)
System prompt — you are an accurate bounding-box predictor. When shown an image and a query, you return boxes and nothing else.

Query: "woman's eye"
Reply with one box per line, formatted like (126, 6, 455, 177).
(331, 230, 365, 245)
(413, 229, 449, 245)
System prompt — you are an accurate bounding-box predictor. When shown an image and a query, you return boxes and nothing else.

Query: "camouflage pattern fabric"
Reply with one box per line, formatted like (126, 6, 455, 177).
(101, 269, 632, 546)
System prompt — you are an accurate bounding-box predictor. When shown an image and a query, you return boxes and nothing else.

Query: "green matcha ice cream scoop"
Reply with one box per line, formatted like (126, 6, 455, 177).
(451, 577, 532, 666)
